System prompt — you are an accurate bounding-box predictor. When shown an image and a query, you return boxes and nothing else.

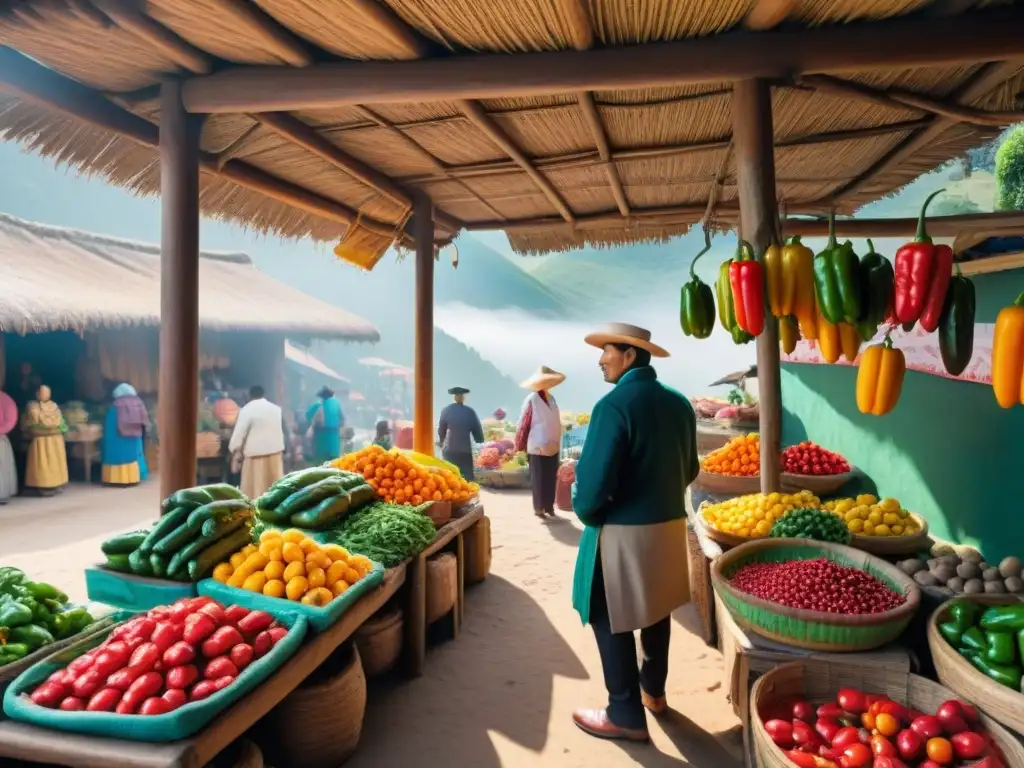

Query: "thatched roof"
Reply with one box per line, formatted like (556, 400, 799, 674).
(285, 341, 350, 382)
(0, 1, 1021, 255)
(0, 213, 380, 340)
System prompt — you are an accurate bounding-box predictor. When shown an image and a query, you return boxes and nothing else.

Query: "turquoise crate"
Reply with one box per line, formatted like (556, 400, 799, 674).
(198, 560, 385, 633)
(3, 613, 307, 742)
(85, 565, 197, 612)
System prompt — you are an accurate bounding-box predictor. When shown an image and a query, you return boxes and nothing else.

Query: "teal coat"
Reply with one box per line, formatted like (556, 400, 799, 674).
(571, 366, 699, 626)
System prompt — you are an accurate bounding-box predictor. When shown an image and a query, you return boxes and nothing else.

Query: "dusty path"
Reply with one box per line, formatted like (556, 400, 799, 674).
(0, 483, 740, 766)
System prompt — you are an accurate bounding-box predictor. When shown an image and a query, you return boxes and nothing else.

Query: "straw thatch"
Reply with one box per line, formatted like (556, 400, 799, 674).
(0, 0, 1021, 254)
(0, 213, 380, 340)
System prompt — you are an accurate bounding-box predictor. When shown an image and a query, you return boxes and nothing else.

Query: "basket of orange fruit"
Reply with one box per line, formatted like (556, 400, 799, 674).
(696, 433, 762, 495)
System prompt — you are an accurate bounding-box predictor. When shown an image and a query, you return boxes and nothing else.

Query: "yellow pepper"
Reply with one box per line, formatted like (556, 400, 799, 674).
(992, 292, 1024, 408)
(765, 237, 815, 321)
(764, 243, 787, 318)
(779, 316, 800, 355)
(839, 322, 862, 363)
(798, 295, 818, 341)
(816, 304, 841, 364)
(856, 335, 906, 416)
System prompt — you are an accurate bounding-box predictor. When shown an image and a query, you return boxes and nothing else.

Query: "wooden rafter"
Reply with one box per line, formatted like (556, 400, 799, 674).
(344, 0, 432, 58)
(67, 0, 113, 28)
(744, 0, 799, 31)
(783, 210, 1024, 238)
(208, 0, 314, 67)
(800, 74, 1024, 127)
(213, 121, 262, 169)
(178, 6, 1024, 113)
(456, 99, 575, 223)
(827, 61, 1022, 205)
(558, 0, 595, 50)
(577, 93, 630, 217)
(92, 0, 213, 75)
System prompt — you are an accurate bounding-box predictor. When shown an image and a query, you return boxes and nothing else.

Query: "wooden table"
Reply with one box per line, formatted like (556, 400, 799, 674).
(66, 436, 100, 483)
(0, 567, 408, 768)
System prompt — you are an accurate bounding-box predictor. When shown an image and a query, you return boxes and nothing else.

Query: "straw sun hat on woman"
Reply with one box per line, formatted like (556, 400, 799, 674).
(520, 366, 566, 392)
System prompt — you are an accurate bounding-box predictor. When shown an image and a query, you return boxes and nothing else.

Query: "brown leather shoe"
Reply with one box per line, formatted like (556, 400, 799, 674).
(641, 690, 667, 715)
(572, 708, 650, 742)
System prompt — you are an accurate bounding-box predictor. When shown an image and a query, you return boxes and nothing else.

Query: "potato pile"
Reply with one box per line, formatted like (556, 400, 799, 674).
(897, 545, 1023, 596)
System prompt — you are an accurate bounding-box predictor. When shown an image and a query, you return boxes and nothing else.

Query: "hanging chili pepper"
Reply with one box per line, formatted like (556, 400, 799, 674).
(680, 229, 716, 339)
(992, 291, 1024, 408)
(798, 299, 818, 341)
(938, 267, 976, 377)
(717, 259, 754, 345)
(764, 242, 787, 318)
(816, 304, 842, 364)
(728, 240, 765, 336)
(813, 211, 862, 325)
(785, 236, 816, 330)
(893, 188, 954, 329)
(839, 323, 862, 363)
(855, 239, 894, 341)
(856, 334, 906, 416)
(779, 316, 800, 355)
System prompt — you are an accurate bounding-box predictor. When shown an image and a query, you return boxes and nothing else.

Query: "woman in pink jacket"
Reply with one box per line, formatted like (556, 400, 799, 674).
(0, 389, 18, 502)
(515, 366, 565, 518)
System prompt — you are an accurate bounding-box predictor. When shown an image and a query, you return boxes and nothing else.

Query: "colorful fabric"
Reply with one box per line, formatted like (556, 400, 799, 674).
(102, 407, 148, 484)
(240, 452, 284, 498)
(102, 462, 141, 486)
(306, 396, 343, 462)
(114, 394, 150, 438)
(26, 433, 68, 490)
(112, 383, 137, 399)
(0, 392, 17, 436)
(517, 391, 560, 456)
(0, 434, 16, 501)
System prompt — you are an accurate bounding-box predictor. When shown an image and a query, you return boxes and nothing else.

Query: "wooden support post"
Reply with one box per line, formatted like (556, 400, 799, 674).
(732, 79, 782, 494)
(403, 554, 427, 677)
(158, 80, 202, 499)
(455, 531, 465, 633)
(413, 193, 435, 457)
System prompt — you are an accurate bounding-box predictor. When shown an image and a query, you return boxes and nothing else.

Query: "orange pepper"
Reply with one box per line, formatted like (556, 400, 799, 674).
(856, 335, 906, 416)
(816, 304, 841, 364)
(779, 316, 800, 355)
(838, 322, 862, 363)
(992, 291, 1024, 408)
(798, 295, 819, 341)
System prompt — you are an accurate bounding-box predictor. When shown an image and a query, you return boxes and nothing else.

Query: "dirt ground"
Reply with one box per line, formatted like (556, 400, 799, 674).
(0, 483, 741, 767)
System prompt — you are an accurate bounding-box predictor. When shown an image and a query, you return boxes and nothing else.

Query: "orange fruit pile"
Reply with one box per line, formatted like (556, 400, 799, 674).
(333, 445, 479, 506)
(701, 433, 760, 477)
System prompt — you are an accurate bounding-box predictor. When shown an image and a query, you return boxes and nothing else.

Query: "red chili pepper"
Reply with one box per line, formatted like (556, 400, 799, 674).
(728, 240, 766, 336)
(893, 189, 953, 329)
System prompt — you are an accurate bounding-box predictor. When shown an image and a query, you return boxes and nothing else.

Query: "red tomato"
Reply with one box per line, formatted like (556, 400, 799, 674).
(870, 734, 897, 757)
(838, 742, 871, 768)
(836, 689, 868, 714)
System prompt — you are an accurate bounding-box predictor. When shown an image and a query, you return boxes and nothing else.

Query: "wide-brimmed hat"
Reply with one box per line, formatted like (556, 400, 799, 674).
(448, 386, 470, 395)
(316, 386, 335, 399)
(520, 366, 566, 391)
(584, 322, 670, 358)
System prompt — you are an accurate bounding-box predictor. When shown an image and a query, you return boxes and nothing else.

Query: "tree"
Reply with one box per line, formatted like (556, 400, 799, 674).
(996, 125, 1024, 211)
(930, 197, 983, 217)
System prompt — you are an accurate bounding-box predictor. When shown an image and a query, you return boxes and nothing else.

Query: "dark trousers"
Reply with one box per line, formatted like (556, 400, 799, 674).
(442, 450, 474, 482)
(590, 552, 671, 730)
(528, 453, 559, 513)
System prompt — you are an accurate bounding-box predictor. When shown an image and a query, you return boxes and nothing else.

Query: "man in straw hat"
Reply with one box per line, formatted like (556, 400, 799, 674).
(570, 323, 699, 742)
(438, 387, 484, 482)
(514, 366, 565, 518)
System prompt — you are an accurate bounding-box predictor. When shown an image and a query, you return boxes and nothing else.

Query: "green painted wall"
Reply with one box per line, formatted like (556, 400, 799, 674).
(781, 270, 1024, 562)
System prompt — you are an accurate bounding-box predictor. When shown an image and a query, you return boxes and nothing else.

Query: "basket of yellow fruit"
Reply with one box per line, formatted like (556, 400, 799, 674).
(198, 528, 384, 633)
(822, 495, 930, 557)
(699, 490, 823, 549)
(333, 445, 480, 506)
(695, 434, 762, 495)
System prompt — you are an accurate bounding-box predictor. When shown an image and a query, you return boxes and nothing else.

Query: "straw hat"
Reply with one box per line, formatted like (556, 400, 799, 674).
(584, 322, 670, 358)
(520, 366, 566, 391)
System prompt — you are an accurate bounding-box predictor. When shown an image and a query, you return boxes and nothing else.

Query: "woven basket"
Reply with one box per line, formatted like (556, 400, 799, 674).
(711, 539, 920, 652)
(779, 470, 853, 496)
(354, 607, 403, 678)
(464, 515, 492, 585)
(696, 501, 762, 550)
(750, 661, 1024, 768)
(426, 552, 457, 624)
(686, 521, 716, 646)
(928, 594, 1024, 736)
(693, 470, 761, 495)
(258, 644, 366, 768)
(196, 431, 221, 459)
(849, 513, 930, 556)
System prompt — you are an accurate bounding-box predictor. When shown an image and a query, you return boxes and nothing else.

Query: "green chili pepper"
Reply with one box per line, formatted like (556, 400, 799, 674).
(680, 229, 716, 340)
(855, 239, 894, 341)
(23, 582, 60, 601)
(968, 653, 1023, 690)
(0, 599, 34, 628)
(981, 604, 1024, 633)
(938, 621, 963, 648)
(986, 631, 1017, 665)
(960, 625, 986, 652)
(8, 623, 55, 651)
(0, 643, 31, 665)
(938, 268, 975, 377)
(813, 211, 862, 324)
(950, 600, 981, 633)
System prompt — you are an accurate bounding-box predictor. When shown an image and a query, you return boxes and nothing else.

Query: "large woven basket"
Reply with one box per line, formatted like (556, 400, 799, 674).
(258, 644, 366, 767)
(426, 552, 458, 624)
(751, 661, 1024, 768)
(779, 470, 853, 496)
(354, 607, 403, 678)
(849, 512, 930, 556)
(711, 539, 920, 652)
(686, 520, 716, 646)
(693, 470, 760, 495)
(696, 501, 762, 550)
(928, 594, 1024, 736)
(464, 514, 492, 585)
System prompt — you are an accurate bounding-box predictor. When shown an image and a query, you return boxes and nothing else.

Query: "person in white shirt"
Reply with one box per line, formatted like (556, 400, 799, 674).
(514, 366, 565, 518)
(228, 386, 285, 499)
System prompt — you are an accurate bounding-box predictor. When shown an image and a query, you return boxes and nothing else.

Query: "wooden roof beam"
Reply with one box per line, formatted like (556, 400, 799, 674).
(179, 6, 1024, 113)
(744, 0, 799, 30)
(782, 210, 1024, 238)
(456, 99, 575, 223)
(578, 92, 630, 215)
(800, 74, 1024, 127)
(91, 0, 214, 75)
(345, 0, 433, 58)
(208, 0, 314, 67)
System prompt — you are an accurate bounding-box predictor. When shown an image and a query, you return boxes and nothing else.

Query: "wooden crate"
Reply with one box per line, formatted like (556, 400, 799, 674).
(686, 520, 716, 647)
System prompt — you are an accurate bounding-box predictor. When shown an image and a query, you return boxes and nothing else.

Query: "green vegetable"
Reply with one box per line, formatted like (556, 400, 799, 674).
(276, 467, 348, 491)
(986, 630, 1017, 665)
(0, 643, 31, 664)
(168, 516, 248, 579)
(160, 487, 215, 514)
(100, 530, 149, 555)
(1018, 628, 1024, 668)
(277, 476, 347, 516)
(128, 548, 154, 576)
(327, 501, 436, 567)
(9, 623, 54, 650)
(950, 600, 981, 633)
(104, 553, 133, 573)
(199, 483, 248, 502)
(187, 528, 254, 581)
(813, 211, 862, 324)
(23, 582, 62, 602)
(967, 652, 1023, 690)
(938, 270, 975, 376)
(186, 499, 251, 531)
(256, 484, 294, 513)
(139, 506, 190, 555)
(769, 508, 850, 545)
(347, 484, 377, 510)
(961, 625, 986, 653)
(0, 598, 34, 628)
(53, 608, 92, 639)
(290, 491, 351, 530)
(153, 521, 201, 555)
(981, 604, 1024, 632)
(150, 553, 168, 578)
(938, 621, 963, 648)
(855, 239, 895, 341)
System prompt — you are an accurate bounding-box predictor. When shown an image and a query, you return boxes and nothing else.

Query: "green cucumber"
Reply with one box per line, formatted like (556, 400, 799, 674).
(138, 507, 189, 555)
(105, 553, 133, 572)
(100, 530, 149, 556)
(160, 487, 214, 514)
(290, 491, 351, 529)
(149, 553, 168, 578)
(186, 499, 251, 531)
(153, 521, 201, 555)
(168, 516, 248, 577)
(128, 548, 153, 576)
(199, 483, 248, 502)
(276, 467, 347, 490)
(257, 484, 295, 511)
(277, 476, 347, 516)
(347, 484, 376, 510)
(187, 528, 253, 581)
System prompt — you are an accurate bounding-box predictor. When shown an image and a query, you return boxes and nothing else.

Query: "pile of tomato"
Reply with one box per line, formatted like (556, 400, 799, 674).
(781, 441, 851, 476)
(762, 687, 1007, 767)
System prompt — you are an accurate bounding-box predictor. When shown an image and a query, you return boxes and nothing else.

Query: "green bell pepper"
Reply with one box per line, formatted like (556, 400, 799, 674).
(813, 211, 862, 324)
(1018, 629, 1024, 667)
(960, 625, 986, 652)
(986, 631, 1017, 665)
(716, 259, 753, 345)
(938, 269, 976, 377)
(968, 652, 1023, 690)
(0, 643, 31, 666)
(680, 231, 716, 340)
(0, 597, 33, 628)
(8, 623, 54, 651)
(949, 600, 981, 633)
(60, 607, 93, 638)
(981, 604, 1024, 633)
(23, 581, 61, 602)
(938, 621, 963, 648)
(855, 239, 894, 341)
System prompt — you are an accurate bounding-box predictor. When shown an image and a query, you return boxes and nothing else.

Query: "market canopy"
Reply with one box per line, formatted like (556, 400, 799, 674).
(0, 3, 1022, 257)
(0, 213, 380, 341)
